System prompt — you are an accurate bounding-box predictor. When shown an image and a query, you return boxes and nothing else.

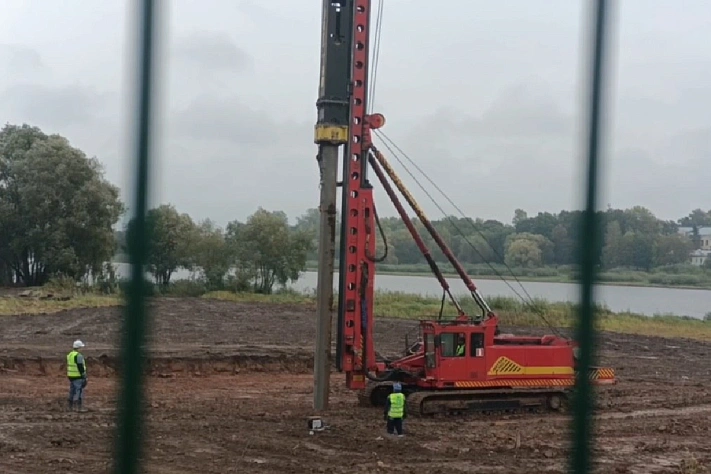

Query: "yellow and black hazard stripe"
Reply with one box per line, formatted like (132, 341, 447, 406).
(589, 368, 615, 379)
(454, 379, 576, 388)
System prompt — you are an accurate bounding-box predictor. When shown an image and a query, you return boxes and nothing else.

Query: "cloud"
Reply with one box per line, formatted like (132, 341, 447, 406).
(169, 94, 306, 146)
(396, 81, 575, 180)
(0, 83, 111, 127)
(415, 82, 573, 141)
(173, 32, 252, 73)
(474, 84, 572, 138)
(657, 128, 711, 168)
(0, 44, 44, 76)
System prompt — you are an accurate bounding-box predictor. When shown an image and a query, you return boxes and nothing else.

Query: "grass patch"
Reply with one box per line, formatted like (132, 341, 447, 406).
(3, 282, 711, 342)
(204, 290, 711, 342)
(202, 290, 316, 306)
(0, 294, 120, 316)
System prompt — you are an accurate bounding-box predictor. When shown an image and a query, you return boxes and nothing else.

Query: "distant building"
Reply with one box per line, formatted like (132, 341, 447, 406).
(678, 227, 711, 265)
(690, 249, 711, 266)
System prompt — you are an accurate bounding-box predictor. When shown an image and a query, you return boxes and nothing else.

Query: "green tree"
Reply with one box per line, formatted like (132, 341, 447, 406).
(678, 209, 711, 228)
(0, 260, 12, 285)
(478, 219, 514, 264)
(550, 224, 573, 265)
(624, 206, 662, 235)
(451, 234, 495, 265)
(515, 211, 559, 239)
(191, 219, 232, 289)
(617, 232, 655, 270)
(0, 124, 124, 286)
(228, 208, 312, 294)
(512, 208, 528, 227)
(127, 204, 195, 285)
(504, 239, 542, 268)
(556, 210, 583, 265)
(652, 234, 693, 267)
(294, 208, 321, 261)
(505, 232, 554, 265)
(602, 221, 623, 269)
(390, 227, 424, 264)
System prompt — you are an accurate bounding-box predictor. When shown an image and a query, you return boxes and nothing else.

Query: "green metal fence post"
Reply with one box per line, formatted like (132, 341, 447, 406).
(572, 1, 613, 473)
(113, 1, 156, 473)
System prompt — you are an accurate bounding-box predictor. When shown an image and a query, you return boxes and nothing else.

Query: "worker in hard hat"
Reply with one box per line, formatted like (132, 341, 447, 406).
(455, 334, 466, 356)
(384, 382, 406, 437)
(67, 340, 88, 412)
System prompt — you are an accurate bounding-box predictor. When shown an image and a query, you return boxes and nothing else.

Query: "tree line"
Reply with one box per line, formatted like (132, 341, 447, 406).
(0, 123, 312, 292)
(119, 205, 312, 293)
(294, 206, 710, 272)
(2, 123, 709, 290)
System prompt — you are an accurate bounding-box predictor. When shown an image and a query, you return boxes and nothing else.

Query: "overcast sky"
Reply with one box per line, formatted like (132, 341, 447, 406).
(0, 1, 708, 227)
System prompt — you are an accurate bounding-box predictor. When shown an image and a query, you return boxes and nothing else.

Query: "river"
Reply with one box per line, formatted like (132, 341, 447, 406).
(113, 264, 711, 319)
(292, 271, 711, 319)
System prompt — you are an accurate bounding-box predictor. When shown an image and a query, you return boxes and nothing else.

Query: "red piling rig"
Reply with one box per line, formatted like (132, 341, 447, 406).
(329, 0, 617, 417)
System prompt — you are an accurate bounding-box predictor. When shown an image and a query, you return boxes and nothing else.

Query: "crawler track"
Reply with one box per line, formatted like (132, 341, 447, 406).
(406, 388, 569, 417)
(359, 381, 570, 417)
(358, 380, 396, 407)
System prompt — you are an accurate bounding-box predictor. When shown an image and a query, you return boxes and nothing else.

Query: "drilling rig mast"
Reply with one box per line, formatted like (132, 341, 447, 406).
(312, 0, 354, 411)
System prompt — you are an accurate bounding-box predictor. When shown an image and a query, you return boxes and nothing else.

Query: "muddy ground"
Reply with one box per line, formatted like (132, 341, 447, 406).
(0, 297, 710, 473)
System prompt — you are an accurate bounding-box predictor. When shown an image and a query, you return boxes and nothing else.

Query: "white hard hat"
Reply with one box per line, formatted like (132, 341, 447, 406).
(73, 340, 85, 349)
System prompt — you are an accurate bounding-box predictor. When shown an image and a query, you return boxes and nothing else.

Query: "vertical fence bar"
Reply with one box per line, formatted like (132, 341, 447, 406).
(113, 1, 156, 473)
(572, 1, 612, 473)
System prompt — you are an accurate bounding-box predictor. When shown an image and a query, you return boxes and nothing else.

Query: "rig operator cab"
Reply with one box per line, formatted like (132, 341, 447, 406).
(422, 321, 489, 386)
(399, 316, 580, 390)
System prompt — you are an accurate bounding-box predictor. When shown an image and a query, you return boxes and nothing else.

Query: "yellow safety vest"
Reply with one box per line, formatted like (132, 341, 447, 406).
(388, 392, 405, 418)
(456, 344, 465, 356)
(66, 350, 84, 378)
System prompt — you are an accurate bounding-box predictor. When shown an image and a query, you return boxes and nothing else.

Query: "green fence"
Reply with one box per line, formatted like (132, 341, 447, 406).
(114, 1, 612, 473)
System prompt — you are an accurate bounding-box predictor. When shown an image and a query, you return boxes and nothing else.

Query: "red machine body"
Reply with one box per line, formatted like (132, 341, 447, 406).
(332, 0, 615, 416)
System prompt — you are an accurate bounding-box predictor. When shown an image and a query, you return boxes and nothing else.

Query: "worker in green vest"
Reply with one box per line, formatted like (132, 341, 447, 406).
(67, 340, 88, 412)
(456, 334, 466, 356)
(383, 382, 406, 436)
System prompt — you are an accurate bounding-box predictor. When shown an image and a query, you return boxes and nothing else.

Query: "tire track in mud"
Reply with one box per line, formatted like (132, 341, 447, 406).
(476, 403, 711, 426)
(597, 403, 711, 420)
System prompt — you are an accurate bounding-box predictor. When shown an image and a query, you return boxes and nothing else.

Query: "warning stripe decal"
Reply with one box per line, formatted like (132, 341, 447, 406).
(589, 368, 615, 379)
(487, 356, 574, 376)
(454, 379, 575, 388)
(453, 368, 615, 388)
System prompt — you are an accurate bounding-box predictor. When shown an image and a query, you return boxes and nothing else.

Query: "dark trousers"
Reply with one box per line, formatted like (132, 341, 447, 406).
(386, 417, 403, 435)
(68, 378, 84, 404)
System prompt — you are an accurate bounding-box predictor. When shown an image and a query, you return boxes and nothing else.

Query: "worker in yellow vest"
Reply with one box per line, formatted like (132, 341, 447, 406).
(456, 335, 466, 356)
(383, 382, 406, 437)
(67, 340, 88, 412)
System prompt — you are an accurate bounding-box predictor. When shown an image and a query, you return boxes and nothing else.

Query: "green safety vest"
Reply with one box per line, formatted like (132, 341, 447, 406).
(456, 344, 465, 356)
(66, 350, 85, 378)
(388, 392, 405, 418)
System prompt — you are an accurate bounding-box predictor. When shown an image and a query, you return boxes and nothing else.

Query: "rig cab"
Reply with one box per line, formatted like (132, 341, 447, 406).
(390, 314, 579, 391)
